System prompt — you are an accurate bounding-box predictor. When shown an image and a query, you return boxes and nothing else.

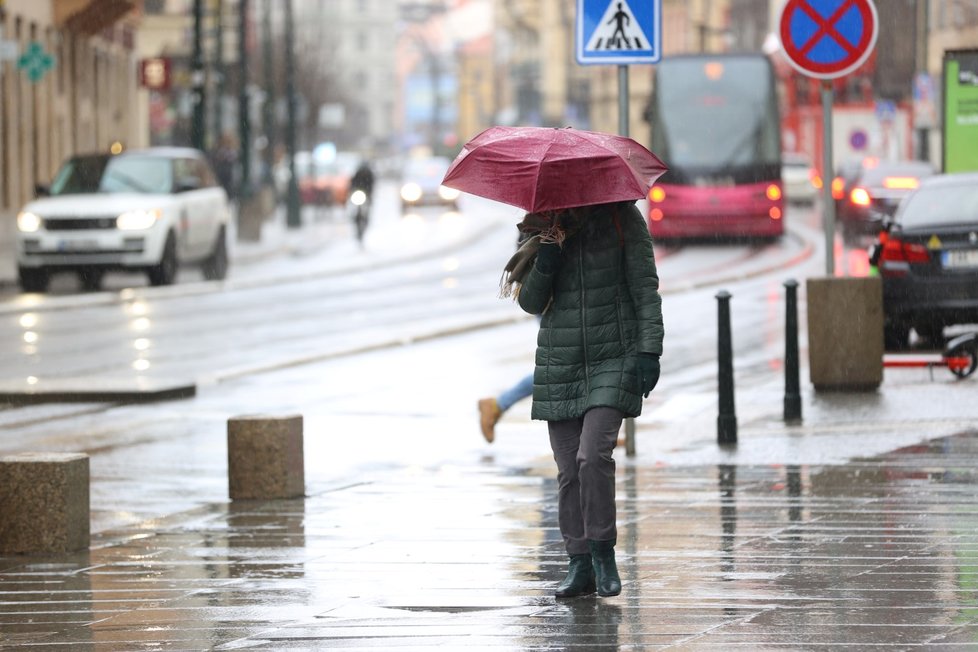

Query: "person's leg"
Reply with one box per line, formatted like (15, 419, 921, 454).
(578, 406, 624, 597)
(548, 416, 587, 555)
(549, 415, 595, 598)
(578, 407, 624, 543)
(478, 372, 534, 443)
(497, 372, 534, 412)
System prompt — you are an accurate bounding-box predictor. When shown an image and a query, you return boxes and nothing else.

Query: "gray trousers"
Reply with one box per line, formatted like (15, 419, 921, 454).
(548, 406, 623, 555)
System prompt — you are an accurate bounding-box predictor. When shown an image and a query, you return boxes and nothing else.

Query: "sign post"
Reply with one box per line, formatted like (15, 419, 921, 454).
(0, 0, 12, 212)
(577, 0, 660, 456)
(778, 0, 878, 276)
(577, 0, 660, 137)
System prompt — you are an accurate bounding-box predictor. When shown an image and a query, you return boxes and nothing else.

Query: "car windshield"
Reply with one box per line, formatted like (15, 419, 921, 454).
(783, 154, 811, 168)
(861, 162, 934, 187)
(404, 157, 450, 181)
(50, 155, 174, 195)
(899, 182, 978, 230)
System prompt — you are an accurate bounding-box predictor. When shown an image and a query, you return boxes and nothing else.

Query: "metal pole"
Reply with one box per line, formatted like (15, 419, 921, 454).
(821, 80, 835, 276)
(238, 0, 251, 199)
(915, 0, 930, 162)
(783, 279, 802, 422)
(191, 0, 206, 150)
(284, 0, 300, 228)
(261, 0, 275, 186)
(213, 0, 224, 148)
(617, 64, 629, 138)
(617, 63, 637, 457)
(716, 290, 737, 445)
(0, 2, 7, 212)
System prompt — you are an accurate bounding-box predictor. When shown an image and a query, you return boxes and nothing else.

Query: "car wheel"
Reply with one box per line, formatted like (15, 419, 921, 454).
(78, 269, 103, 292)
(148, 232, 178, 286)
(202, 226, 229, 281)
(18, 267, 49, 293)
(884, 320, 911, 351)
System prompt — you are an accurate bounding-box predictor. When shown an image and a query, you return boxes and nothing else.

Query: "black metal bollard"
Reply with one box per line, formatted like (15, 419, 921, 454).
(716, 290, 737, 445)
(784, 279, 803, 422)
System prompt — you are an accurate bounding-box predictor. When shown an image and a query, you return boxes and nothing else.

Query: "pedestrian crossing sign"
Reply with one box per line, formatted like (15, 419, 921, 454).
(576, 0, 660, 65)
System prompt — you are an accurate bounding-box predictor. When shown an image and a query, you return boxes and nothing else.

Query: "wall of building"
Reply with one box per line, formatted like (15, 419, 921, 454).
(0, 0, 139, 212)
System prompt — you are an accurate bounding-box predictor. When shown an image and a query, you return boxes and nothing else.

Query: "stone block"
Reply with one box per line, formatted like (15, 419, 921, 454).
(236, 193, 267, 242)
(228, 414, 304, 500)
(0, 453, 90, 554)
(806, 277, 884, 390)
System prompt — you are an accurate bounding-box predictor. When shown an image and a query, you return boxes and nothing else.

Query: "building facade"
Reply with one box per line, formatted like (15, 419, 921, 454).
(0, 0, 140, 213)
(299, 0, 398, 154)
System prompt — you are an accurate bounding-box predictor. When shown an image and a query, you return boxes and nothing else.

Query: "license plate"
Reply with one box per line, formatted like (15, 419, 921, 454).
(943, 249, 978, 268)
(57, 239, 99, 252)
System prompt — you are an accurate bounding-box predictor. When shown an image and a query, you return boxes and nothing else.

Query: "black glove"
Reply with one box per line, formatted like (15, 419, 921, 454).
(637, 353, 660, 398)
(534, 242, 561, 274)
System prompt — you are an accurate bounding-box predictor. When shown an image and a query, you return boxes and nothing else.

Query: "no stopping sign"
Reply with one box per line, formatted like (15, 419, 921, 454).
(779, 0, 878, 80)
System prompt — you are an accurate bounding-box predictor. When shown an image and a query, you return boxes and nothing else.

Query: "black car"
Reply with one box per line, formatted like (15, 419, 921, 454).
(873, 172, 978, 349)
(836, 158, 935, 244)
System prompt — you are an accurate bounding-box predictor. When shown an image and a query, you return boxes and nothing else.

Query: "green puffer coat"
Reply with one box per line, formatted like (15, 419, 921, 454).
(517, 202, 664, 421)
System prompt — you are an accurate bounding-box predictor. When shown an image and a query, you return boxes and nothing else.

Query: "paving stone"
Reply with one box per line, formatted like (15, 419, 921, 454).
(2, 433, 978, 647)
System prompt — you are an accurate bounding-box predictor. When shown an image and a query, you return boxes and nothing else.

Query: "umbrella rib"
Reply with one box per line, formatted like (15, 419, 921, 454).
(531, 135, 560, 213)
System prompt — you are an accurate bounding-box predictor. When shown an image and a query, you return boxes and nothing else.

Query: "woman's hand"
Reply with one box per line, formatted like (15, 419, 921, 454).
(535, 242, 561, 273)
(638, 353, 660, 397)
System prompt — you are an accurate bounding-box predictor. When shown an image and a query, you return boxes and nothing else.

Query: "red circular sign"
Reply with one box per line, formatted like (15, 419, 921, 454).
(779, 0, 878, 79)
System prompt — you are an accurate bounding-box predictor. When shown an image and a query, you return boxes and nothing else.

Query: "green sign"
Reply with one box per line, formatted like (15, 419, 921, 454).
(17, 41, 54, 84)
(943, 50, 978, 173)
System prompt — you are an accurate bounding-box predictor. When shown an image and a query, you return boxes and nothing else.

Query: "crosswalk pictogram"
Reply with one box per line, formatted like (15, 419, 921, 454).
(576, 0, 660, 65)
(585, 0, 650, 51)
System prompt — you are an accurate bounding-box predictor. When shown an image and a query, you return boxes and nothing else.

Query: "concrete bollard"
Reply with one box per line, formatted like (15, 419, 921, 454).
(0, 453, 90, 554)
(227, 414, 304, 500)
(806, 277, 884, 390)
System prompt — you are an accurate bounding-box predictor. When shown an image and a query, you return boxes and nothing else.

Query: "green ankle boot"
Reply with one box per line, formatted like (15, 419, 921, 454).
(555, 553, 596, 598)
(588, 539, 621, 597)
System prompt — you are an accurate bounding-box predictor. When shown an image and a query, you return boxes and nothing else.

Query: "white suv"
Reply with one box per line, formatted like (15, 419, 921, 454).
(16, 147, 231, 292)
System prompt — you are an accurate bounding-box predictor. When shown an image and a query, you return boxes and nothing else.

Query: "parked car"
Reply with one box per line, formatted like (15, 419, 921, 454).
(781, 152, 819, 204)
(400, 156, 459, 211)
(836, 158, 936, 244)
(870, 172, 978, 350)
(15, 147, 231, 292)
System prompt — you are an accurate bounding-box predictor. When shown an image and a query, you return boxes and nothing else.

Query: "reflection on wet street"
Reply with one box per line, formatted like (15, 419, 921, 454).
(4, 432, 978, 649)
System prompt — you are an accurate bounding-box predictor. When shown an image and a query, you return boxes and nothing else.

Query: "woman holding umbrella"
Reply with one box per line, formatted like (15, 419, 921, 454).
(515, 201, 662, 597)
(443, 127, 666, 598)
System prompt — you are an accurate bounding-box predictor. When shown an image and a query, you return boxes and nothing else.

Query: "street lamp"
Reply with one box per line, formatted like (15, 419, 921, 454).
(284, 0, 301, 228)
(238, 0, 252, 200)
(191, 0, 206, 150)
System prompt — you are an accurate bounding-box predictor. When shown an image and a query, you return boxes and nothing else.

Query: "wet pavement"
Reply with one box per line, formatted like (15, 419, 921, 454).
(3, 427, 978, 650)
(4, 199, 978, 648)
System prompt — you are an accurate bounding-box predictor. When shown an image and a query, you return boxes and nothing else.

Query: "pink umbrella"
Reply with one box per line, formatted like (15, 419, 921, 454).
(442, 126, 668, 214)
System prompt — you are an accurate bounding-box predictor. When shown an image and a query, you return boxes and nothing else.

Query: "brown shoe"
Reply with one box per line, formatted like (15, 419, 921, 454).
(478, 398, 501, 443)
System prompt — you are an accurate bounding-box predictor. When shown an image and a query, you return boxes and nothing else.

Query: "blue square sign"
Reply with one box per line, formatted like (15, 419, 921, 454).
(577, 0, 661, 65)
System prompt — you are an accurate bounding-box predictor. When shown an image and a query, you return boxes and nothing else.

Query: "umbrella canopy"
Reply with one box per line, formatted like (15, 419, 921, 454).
(442, 126, 668, 214)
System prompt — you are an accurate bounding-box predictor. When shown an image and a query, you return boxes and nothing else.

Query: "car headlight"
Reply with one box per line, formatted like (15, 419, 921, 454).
(17, 212, 42, 233)
(438, 185, 460, 201)
(117, 208, 162, 230)
(350, 189, 367, 206)
(401, 182, 422, 203)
